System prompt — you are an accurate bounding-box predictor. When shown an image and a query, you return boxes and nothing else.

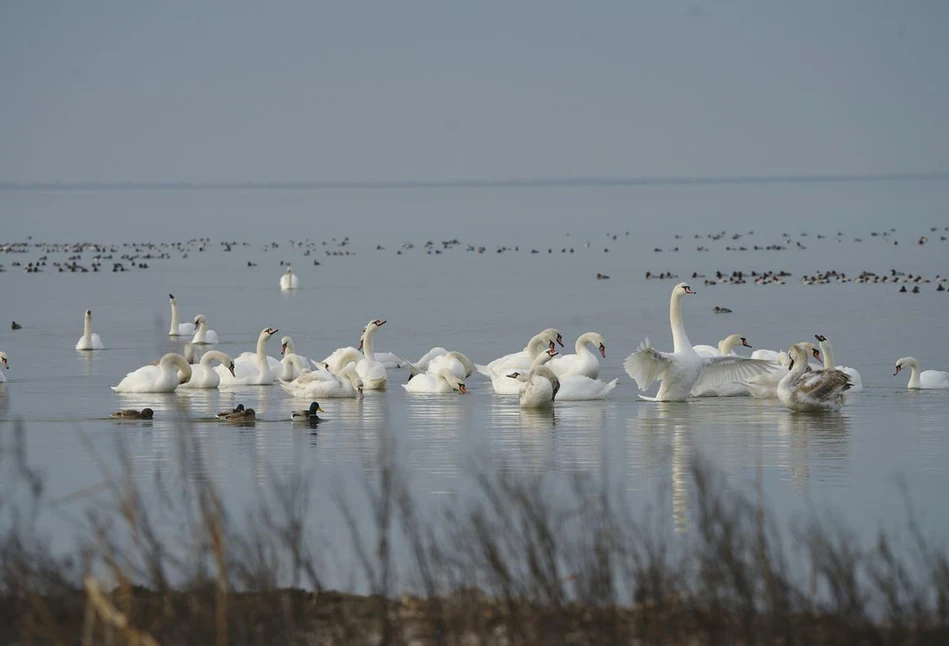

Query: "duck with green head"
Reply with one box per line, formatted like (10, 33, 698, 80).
(291, 401, 324, 422)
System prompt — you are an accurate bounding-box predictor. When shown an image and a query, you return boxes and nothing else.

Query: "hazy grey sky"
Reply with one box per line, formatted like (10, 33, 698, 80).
(2, 1, 947, 183)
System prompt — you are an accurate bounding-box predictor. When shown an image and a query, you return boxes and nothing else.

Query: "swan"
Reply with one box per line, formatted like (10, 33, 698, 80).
(319, 347, 364, 375)
(694, 334, 752, 358)
(168, 294, 195, 336)
(215, 327, 279, 386)
(355, 319, 388, 390)
(111, 408, 154, 420)
(403, 368, 467, 394)
(506, 349, 560, 409)
(112, 353, 193, 393)
(280, 361, 365, 399)
(280, 266, 299, 291)
(548, 332, 606, 379)
(777, 343, 852, 411)
(373, 351, 408, 369)
(623, 282, 775, 402)
(0, 351, 7, 383)
(291, 401, 323, 422)
(554, 375, 619, 401)
(476, 333, 561, 395)
(191, 314, 219, 345)
(425, 351, 475, 380)
(814, 334, 863, 392)
(177, 350, 236, 389)
(406, 347, 448, 371)
(240, 336, 309, 380)
(475, 334, 556, 395)
(75, 309, 105, 351)
(893, 357, 949, 390)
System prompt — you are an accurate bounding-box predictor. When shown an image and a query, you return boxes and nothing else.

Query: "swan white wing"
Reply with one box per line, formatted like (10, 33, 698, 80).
(373, 351, 405, 369)
(555, 376, 618, 401)
(413, 347, 447, 371)
(176, 322, 196, 336)
(692, 344, 721, 358)
(691, 356, 777, 395)
(623, 338, 673, 391)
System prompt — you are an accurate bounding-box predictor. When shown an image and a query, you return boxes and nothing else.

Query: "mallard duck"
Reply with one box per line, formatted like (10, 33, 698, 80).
(223, 407, 256, 422)
(216, 403, 244, 419)
(110, 407, 154, 420)
(291, 401, 324, 422)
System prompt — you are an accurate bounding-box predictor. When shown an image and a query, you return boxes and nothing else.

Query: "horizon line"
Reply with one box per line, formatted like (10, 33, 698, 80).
(1, 171, 948, 191)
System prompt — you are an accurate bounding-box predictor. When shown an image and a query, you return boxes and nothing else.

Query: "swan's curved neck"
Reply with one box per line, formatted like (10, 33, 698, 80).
(526, 336, 549, 358)
(161, 353, 192, 381)
(669, 294, 693, 353)
(83, 315, 92, 342)
(576, 334, 594, 356)
(718, 336, 739, 355)
(818, 339, 835, 369)
(906, 360, 921, 388)
(201, 350, 228, 366)
(787, 348, 809, 379)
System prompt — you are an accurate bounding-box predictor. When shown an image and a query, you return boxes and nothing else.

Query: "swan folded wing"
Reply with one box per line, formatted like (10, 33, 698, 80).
(798, 370, 852, 399)
(691, 357, 776, 396)
(623, 339, 673, 391)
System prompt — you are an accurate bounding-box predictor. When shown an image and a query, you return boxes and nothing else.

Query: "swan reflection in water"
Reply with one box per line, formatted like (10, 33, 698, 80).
(777, 411, 851, 493)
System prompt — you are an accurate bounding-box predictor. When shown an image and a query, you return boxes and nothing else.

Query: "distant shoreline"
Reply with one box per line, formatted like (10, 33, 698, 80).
(1, 171, 948, 192)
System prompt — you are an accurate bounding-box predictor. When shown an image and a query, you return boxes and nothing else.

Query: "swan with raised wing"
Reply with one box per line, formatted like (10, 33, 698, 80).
(623, 283, 775, 402)
(777, 343, 852, 411)
(215, 327, 279, 386)
(548, 332, 606, 379)
(280, 266, 299, 290)
(178, 350, 236, 389)
(693, 334, 755, 397)
(814, 334, 863, 392)
(168, 294, 195, 336)
(191, 314, 219, 345)
(112, 353, 192, 393)
(894, 357, 949, 390)
(76, 309, 105, 351)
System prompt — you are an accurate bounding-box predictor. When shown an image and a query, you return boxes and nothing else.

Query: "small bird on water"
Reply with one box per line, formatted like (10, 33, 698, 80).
(111, 407, 154, 420)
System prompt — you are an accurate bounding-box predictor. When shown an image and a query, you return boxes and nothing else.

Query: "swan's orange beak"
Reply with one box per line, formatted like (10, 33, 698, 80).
(281, 343, 287, 355)
(812, 350, 822, 362)
(459, 384, 467, 394)
(599, 343, 606, 358)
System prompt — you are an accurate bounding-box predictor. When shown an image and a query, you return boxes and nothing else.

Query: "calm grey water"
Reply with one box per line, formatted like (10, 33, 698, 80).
(1, 180, 948, 588)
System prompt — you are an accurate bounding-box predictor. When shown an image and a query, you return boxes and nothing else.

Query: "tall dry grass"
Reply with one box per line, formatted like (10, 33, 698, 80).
(1, 417, 948, 645)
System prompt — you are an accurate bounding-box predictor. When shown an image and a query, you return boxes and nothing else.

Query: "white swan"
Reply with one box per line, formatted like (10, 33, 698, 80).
(280, 361, 364, 399)
(191, 314, 219, 345)
(215, 327, 279, 386)
(177, 350, 236, 389)
(319, 346, 364, 375)
(777, 343, 852, 411)
(240, 336, 310, 380)
(475, 334, 556, 395)
(814, 334, 863, 392)
(548, 332, 606, 379)
(741, 352, 791, 399)
(554, 375, 618, 401)
(481, 328, 564, 374)
(507, 349, 560, 409)
(403, 367, 467, 394)
(279, 266, 299, 291)
(694, 334, 752, 358)
(894, 357, 949, 390)
(355, 319, 388, 390)
(426, 351, 475, 381)
(0, 351, 8, 383)
(75, 309, 105, 351)
(407, 347, 448, 371)
(168, 293, 195, 336)
(112, 353, 193, 393)
(623, 282, 775, 401)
